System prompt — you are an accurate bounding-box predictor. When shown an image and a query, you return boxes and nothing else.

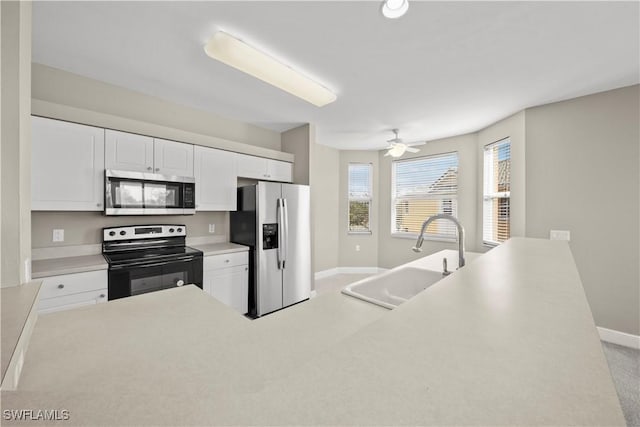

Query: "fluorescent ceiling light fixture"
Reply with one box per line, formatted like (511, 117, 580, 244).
(204, 31, 337, 107)
(382, 0, 409, 19)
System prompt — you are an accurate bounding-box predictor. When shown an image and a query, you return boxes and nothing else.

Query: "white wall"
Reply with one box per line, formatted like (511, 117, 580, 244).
(1, 1, 31, 287)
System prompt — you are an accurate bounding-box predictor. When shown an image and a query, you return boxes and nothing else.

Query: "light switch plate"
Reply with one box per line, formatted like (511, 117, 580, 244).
(208, 224, 215, 234)
(52, 229, 64, 242)
(550, 230, 570, 241)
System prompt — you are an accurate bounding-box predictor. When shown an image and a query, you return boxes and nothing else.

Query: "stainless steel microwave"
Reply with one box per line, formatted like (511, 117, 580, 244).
(104, 170, 195, 215)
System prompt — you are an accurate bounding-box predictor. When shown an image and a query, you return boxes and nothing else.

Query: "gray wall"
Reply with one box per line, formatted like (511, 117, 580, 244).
(32, 64, 282, 151)
(31, 211, 228, 248)
(377, 133, 478, 268)
(281, 124, 310, 185)
(338, 151, 379, 268)
(1, 1, 31, 287)
(525, 85, 639, 335)
(310, 143, 340, 272)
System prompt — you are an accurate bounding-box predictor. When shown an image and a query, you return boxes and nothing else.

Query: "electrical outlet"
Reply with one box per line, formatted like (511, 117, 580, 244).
(208, 224, 216, 234)
(52, 229, 65, 242)
(550, 230, 570, 241)
(355, 245, 361, 252)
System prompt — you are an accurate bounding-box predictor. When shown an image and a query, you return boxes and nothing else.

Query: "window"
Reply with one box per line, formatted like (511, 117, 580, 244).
(483, 138, 511, 246)
(348, 163, 372, 233)
(391, 152, 459, 240)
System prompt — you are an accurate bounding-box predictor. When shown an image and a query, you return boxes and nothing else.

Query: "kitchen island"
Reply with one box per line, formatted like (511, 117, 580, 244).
(0, 238, 625, 425)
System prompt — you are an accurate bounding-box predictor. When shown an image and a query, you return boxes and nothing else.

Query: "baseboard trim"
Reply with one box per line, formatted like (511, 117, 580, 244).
(314, 267, 387, 280)
(597, 327, 640, 349)
(314, 268, 340, 280)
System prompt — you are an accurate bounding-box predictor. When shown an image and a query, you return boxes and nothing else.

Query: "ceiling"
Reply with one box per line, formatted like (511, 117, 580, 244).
(32, 1, 639, 150)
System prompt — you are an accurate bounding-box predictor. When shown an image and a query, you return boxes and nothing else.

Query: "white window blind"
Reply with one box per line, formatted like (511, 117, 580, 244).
(483, 138, 511, 246)
(348, 163, 372, 233)
(391, 152, 459, 240)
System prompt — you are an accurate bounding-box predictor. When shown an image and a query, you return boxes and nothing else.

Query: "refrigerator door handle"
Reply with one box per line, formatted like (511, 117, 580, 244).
(277, 198, 284, 270)
(282, 198, 289, 269)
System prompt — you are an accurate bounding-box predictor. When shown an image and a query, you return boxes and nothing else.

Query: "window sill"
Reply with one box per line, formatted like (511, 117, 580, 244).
(348, 231, 372, 235)
(391, 233, 457, 243)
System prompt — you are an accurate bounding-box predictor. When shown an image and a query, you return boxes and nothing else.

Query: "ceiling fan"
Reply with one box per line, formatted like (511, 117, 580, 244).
(384, 129, 426, 157)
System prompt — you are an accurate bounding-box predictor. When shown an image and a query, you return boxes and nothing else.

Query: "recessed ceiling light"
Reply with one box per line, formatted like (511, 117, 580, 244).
(204, 31, 337, 107)
(381, 0, 409, 19)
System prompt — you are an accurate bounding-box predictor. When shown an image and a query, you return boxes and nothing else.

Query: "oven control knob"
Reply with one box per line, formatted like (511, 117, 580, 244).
(109, 231, 116, 237)
(119, 230, 126, 236)
(176, 280, 185, 287)
(177, 228, 183, 233)
(169, 228, 175, 233)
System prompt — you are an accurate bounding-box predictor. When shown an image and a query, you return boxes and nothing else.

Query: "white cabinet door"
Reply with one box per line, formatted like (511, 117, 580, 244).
(32, 116, 105, 211)
(193, 146, 237, 211)
(268, 160, 293, 182)
(237, 154, 292, 182)
(153, 138, 194, 177)
(236, 154, 268, 180)
(105, 129, 154, 173)
(38, 270, 108, 315)
(204, 265, 248, 314)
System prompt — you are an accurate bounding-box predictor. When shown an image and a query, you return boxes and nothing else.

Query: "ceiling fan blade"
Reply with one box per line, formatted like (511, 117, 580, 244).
(405, 141, 426, 147)
(405, 147, 421, 153)
(384, 150, 392, 157)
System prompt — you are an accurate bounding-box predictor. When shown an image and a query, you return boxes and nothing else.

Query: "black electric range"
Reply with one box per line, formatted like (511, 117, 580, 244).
(102, 225, 203, 300)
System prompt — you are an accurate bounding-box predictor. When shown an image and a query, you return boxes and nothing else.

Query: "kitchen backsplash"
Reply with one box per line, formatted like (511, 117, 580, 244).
(31, 211, 228, 248)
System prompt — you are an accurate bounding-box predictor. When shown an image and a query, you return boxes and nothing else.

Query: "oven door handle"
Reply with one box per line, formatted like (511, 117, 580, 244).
(110, 256, 196, 270)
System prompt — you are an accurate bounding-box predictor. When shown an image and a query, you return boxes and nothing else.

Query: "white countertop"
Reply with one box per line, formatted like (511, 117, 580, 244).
(31, 254, 108, 279)
(189, 241, 249, 256)
(1, 238, 625, 425)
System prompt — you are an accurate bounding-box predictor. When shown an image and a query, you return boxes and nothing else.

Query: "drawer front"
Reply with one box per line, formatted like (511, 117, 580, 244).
(39, 288, 108, 315)
(40, 270, 108, 300)
(203, 251, 248, 270)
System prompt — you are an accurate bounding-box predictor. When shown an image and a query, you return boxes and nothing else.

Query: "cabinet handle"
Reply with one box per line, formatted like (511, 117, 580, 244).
(147, 166, 152, 171)
(96, 203, 102, 207)
(245, 267, 248, 271)
(99, 294, 106, 298)
(57, 284, 64, 289)
(224, 259, 230, 263)
(155, 168, 160, 172)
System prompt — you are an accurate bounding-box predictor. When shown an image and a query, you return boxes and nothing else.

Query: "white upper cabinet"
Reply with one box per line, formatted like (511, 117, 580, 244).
(105, 130, 154, 173)
(194, 146, 237, 211)
(153, 138, 194, 177)
(105, 131, 194, 177)
(268, 159, 293, 182)
(32, 117, 105, 211)
(236, 154, 292, 182)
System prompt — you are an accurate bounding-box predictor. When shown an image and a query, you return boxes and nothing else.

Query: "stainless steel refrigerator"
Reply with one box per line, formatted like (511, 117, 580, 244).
(230, 182, 311, 317)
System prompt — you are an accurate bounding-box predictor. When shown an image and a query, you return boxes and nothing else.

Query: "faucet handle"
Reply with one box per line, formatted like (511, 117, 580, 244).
(412, 247, 422, 253)
(442, 258, 451, 276)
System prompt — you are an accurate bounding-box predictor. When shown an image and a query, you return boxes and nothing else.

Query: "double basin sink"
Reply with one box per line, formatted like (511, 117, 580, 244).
(341, 250, 480, 309)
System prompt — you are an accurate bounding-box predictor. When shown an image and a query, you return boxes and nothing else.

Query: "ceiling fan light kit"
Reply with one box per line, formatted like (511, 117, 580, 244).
(204, 31, 337, 107)
(384, 128, 425, 157)
(381, 0, 409, 19)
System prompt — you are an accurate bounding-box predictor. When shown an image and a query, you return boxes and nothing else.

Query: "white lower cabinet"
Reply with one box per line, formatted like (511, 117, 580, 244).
(38, 270, 108, 315)
(203, 252, 248, 314)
